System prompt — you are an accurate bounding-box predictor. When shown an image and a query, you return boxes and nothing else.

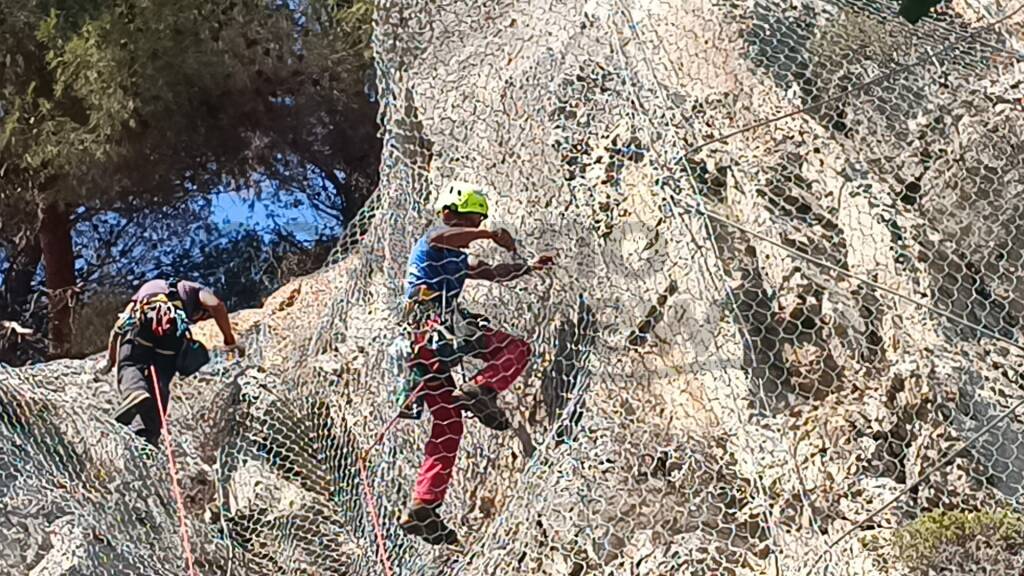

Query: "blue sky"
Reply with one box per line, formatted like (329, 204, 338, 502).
(0, 188, 340, 291)
(209, 189, 337, 244)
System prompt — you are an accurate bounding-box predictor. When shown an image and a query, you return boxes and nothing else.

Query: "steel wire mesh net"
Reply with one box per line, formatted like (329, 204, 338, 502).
(3, 0, 1024, 575)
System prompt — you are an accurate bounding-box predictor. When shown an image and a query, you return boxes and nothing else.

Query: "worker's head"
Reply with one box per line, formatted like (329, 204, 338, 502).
(435, 181, 489, 228)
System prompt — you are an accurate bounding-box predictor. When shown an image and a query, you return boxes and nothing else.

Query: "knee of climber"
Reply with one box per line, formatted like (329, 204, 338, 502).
(504, 337, 532, 376)
(424, 391, 464, 444)
(505, 338, 533, 389)
(444, 414, 464, 442)
(516, 339, 533, 366)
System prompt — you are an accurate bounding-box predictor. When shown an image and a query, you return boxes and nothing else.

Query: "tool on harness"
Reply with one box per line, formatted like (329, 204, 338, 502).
(115, 279, 190, 340)
(176, 330, 210, 378)
(388, 333, 424, 420)
(162, 278, 211, 377)
(427, 307, 491, 363)
(114, 298, 189, 339)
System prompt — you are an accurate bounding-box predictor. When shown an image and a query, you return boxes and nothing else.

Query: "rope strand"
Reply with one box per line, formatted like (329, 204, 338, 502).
(357, 378, 427, 576)
(357, 456, 396, 576)
(150, 365, 199, 576)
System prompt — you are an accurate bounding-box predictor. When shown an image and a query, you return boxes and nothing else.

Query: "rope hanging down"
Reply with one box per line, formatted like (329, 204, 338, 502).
(357, 457, 395, 576)
(149, 365, 199, 576)
(356, 379, 428, 576)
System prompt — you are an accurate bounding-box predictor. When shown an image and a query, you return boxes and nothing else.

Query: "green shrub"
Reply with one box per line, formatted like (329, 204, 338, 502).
(892, 510, 1024, 574)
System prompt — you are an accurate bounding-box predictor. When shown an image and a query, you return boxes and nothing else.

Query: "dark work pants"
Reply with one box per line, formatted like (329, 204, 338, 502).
(112, 317, 182, 447)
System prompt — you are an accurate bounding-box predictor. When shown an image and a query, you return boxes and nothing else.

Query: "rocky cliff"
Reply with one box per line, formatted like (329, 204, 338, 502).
(3, 1, 1024, 575)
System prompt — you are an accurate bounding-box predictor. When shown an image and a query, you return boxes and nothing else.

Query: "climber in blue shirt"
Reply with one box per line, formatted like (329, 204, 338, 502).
(404, 224, 473, 306)
(397, 181, 554, 545)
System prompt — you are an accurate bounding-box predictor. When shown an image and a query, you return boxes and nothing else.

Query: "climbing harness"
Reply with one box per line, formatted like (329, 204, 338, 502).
(113, 280, 210, 377)
(393, 287, 491, 419)
(116, 279, 190, 336)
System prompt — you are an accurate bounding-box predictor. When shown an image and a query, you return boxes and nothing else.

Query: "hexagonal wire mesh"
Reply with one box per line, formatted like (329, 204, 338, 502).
(3, 0, 1024, 574)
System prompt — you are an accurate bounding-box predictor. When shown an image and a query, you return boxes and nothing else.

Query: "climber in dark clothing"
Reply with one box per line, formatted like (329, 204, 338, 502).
(98, 279, 243, 446)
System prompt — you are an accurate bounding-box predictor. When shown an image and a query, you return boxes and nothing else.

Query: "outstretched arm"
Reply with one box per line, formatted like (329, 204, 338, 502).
(428, 227, 495, 250)
(467, 259, 532, 283)
(468, 253, 556, 283)
(429, 226, 519, 252)
(198, 289, 237, 347)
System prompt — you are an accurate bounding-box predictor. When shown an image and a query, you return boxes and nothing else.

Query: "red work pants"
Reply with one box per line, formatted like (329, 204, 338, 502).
(410, 327, 531, 505)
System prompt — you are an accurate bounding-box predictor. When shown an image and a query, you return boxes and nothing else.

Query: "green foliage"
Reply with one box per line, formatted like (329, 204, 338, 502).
(68, 286, 130, 358)
(1, 0, 380, 359)
(891, 510, 1024, 573)
(67, 225, 335, 359)
(1, 0, 379, 218)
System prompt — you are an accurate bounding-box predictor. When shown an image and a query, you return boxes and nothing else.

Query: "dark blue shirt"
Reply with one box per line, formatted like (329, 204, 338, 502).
(404, 226, 470, 304)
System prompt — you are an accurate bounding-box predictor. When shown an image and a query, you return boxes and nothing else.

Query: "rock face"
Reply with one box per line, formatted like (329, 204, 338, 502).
(3, 1, 1024, 575)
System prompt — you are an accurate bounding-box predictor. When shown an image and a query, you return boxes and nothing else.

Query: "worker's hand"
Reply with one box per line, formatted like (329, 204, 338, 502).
(94, 358, 113, 376)
(489, 228, 517, 253)
(530, 252, 556, 271)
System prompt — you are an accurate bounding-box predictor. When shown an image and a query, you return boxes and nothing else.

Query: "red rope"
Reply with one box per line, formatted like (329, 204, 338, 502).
(150, 366, 200, 576)
(369, 380, 426, 450)
(357, 379, 428, 576)
(357, 456, 395, 576)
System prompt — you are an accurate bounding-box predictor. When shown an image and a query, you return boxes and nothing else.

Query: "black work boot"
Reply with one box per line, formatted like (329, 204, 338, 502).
(452, 384, 511, 431)
(398, 500, 459, 546)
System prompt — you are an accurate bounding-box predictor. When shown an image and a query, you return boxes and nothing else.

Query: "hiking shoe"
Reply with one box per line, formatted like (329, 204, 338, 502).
(452, 384, 511, 431)
(398, 501, 459, 546)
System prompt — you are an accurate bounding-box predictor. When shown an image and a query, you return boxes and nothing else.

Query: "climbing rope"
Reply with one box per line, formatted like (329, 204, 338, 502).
(357, 379, 427, 576)
(357, 456, 395, 576)
(149, 365, 199, 576)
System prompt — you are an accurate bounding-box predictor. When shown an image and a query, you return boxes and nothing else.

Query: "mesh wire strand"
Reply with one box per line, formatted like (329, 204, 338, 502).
(3, 0, 1024, 575)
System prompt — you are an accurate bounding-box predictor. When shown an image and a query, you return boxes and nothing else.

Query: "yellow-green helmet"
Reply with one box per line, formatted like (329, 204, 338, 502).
(436, 181, 489, 217)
